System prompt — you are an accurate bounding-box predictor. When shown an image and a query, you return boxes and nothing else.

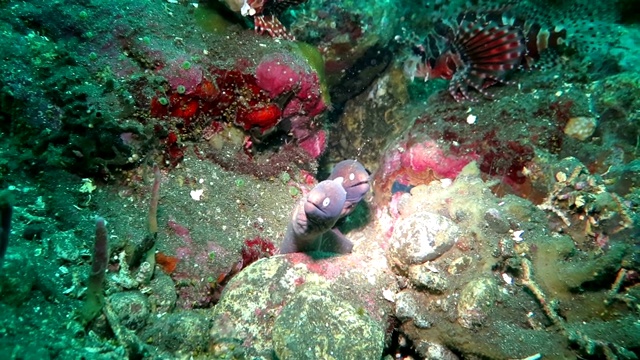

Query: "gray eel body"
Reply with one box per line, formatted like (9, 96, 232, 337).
(280, 160, 370, 254)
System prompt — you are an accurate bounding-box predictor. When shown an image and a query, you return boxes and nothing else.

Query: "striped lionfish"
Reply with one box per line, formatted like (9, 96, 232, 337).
(406, 5, 569, 101)
(222, 0, 307, 40)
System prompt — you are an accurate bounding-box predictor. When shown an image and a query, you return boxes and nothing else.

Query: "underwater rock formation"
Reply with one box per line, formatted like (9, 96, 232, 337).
(210, 254, 392, 358)
(1, 0, 639, 359)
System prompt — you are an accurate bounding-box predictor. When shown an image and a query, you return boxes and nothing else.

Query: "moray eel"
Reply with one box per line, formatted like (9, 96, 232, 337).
(280, 179, 350, 254)
(280, 160, 370, 254)
(328, 160, 370, 217)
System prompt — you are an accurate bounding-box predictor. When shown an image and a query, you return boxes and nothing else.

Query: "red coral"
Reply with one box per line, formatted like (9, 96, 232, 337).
(209, 236, 276, 305)
(155, 252, 179, 274)
(478, 140, 534, 185)
(298, 129, 326, 159)
(148, 54, 328, 167)
(241, 236, 276, 268)
(236, 102, 282, 132)
(165, 131, 184, 166)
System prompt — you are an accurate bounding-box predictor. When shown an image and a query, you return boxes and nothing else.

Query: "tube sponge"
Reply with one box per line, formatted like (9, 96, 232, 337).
(80, 217, 109, 324)
(0, 191, 12, 268)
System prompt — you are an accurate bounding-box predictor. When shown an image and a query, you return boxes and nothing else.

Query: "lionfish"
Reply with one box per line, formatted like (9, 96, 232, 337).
(222, 0, 307, 40)
(408, 0, 622, 102)
(407, 5, 571, 102)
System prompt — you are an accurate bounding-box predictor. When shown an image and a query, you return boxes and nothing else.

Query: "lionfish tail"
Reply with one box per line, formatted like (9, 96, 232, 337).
(449, 15, 528, 101)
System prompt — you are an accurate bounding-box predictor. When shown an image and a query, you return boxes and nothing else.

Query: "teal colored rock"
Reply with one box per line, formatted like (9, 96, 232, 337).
(0, 249, 36, 306)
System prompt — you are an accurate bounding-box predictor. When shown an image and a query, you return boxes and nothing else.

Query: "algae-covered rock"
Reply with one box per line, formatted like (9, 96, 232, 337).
(0, 249, 36, 306)
(141, 311, 210, 353)
(457, 277, 500, 329)
(388, 211, 460, 270)
(408, 263, 449, 294)
(272, 286, 384, 360)
(210, 256, 307, 358)
(108, 291, 150, 331)
(394, 289, 433, 329)
(210, 253, 393, 359)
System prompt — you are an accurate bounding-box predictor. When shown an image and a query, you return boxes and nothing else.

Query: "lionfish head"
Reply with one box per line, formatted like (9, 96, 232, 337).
(404, 27, 456, 83)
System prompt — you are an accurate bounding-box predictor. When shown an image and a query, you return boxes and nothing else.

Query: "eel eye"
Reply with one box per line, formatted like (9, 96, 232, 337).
(349, 172, 355, 181)
(322, 197, 331, 207)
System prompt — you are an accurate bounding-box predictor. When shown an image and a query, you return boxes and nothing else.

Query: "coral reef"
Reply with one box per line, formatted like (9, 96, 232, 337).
(378, 163, 640, 359)
(0, 0, 639, 359)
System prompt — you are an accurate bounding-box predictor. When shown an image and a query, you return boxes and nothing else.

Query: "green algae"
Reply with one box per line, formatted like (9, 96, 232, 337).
(289, 41, 331, 104)
(194, 4, 242, 34)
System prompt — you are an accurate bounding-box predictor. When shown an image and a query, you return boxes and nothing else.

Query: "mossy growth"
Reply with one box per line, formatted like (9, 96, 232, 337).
(193, 2, 243, 34)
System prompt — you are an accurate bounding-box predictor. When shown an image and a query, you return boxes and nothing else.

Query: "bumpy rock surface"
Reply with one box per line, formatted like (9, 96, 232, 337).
(141, 311, 210, 353)
(394, 289, 433, 329)
(108, 291, 150, 330)
(210, 252, 392, 359)
(0, 250, 36, 306)
(456, 277, 500, 329)
(388, 211, 460, 270)
(272, 286, 384, 360)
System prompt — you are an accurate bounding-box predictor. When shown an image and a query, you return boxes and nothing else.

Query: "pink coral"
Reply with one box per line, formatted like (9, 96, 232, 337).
(162, 59, 204, 94)
(255, 53, 328, 158)
(400, 140, 476, 179)
(256, 53, 326, 118)
(298, 129, 326, 159)
(255, 53, 307, 97)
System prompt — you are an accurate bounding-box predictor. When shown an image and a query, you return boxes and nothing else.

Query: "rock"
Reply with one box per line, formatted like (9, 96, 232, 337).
(272, 286, 384, 360)
(388, 212, 460, 270)
(446, 256, 473, 275)
(394, 290, 432, 329)
(456, 277, 499, 329)
(210, 254, 393, 358)
(483, 208, 511, 234)
(408, 264, 449, 294)
(107, 291, 150, 330)
(415, 340, 460, 360)
(52, 231, 80, 262)
(22, 223, 45, 240)
(0, 249, 36, 306)
(141, 312, 210, 353)
(147, 270, 177, 314)
(564, 116, 597, 141)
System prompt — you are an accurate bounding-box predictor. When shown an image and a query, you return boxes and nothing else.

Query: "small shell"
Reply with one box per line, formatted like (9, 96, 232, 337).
(512, 230, 525, 242)
(382, 289, 396, 302)
(501, 273, 513, 285)
(564, 117, 597, 141)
